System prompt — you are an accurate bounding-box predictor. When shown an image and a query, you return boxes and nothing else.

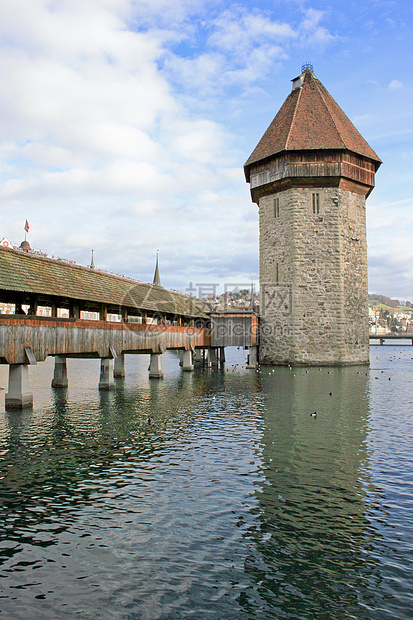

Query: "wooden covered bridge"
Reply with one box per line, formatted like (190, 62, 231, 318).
(0, 245, 258, 409)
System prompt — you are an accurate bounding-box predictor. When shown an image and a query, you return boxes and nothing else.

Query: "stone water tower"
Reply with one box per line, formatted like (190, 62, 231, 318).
(244, 66, 381, 365)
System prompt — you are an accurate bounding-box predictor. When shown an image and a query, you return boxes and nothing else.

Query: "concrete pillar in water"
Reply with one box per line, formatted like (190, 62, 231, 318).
(149, 353, 164, 379)
(99, 359, 115, 390)
(208, 348, 218, 366)
(114, 353, 125, 378)
(203, 348, 211, 368)
(51, 356, 68, 388)
(194, 349, 203, 364)
(5, 364, 33, 409)
(246, 346, 258, 369)
(182, 350, 194, 372)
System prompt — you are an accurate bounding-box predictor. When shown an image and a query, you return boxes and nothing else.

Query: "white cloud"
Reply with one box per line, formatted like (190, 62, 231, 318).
(388, 79, 404, 91)
(207, 9, 296, 54)
(0, 0, 410, 298)
(164, 6, 296, 95)
(299, 8, 336, 46)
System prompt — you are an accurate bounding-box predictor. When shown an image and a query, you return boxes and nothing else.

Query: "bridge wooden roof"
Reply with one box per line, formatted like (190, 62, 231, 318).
(244, 69, 381, 179)
(0, 246, 208, 318)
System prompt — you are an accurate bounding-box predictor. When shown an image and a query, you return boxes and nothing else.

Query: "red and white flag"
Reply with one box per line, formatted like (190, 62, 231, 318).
(24, 220, 29, 233)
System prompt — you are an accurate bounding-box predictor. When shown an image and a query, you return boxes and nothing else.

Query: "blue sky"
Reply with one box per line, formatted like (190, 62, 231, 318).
(0, 0, 412, 299)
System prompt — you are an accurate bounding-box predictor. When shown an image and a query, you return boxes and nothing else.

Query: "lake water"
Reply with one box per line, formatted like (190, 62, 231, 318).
(0, 345, 412, 619)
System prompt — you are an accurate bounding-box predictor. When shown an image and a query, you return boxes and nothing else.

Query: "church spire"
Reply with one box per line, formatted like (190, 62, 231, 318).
(153, 250, 161, 286)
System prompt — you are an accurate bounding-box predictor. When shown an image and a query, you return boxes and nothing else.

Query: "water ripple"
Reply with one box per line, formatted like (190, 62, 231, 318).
(0, 350, 412, 617)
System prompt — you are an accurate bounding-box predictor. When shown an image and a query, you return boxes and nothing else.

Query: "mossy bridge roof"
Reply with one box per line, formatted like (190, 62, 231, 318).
(0, 246, 208, 318)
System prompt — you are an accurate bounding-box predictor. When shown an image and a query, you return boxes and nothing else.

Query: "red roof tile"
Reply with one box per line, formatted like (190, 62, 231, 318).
(245, 70, 381, 171)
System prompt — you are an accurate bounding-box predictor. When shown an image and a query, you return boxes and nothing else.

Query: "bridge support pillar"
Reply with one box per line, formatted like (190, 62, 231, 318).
(194, 349, 203, 364)
(99, 359, 115, 390)
(149, 353, 164, 379)
(246, 346, 258, 369)
(204, 348, 211, 367)
(208, 348, 218, 366)
(182, 350, 194, 372)
(114, 353, 125, 378)
(5, 364, 33, 410)
(219, 347, 225, 365)
(51, 356, 68, 388)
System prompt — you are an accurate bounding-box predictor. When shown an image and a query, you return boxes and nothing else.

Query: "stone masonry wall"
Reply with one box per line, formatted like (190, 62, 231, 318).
(259, 185, 369, 365)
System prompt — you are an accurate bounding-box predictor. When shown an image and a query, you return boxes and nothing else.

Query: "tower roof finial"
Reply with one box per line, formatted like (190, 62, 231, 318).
(301, 62, 314, 73)
(90, 249, 95, 269)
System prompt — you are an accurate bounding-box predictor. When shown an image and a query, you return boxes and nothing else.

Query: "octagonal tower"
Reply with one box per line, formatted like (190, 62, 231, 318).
(244, 67, 381, 365)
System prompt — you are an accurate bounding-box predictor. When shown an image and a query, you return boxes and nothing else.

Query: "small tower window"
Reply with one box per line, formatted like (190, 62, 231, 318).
(274, 197, 280, 218)
(312, 193, 320, 214)
(258, 171, 268, 185)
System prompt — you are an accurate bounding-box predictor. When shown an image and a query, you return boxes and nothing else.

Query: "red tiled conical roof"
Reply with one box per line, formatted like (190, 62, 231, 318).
(245, 70, 381, 172)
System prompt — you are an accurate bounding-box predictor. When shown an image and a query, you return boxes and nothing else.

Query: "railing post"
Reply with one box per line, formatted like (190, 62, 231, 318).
(28, 295, 38, 316)
(100, 304, 108, 322)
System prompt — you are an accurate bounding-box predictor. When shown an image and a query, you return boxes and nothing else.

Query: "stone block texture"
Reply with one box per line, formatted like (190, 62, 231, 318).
(258, 186, 368, 365)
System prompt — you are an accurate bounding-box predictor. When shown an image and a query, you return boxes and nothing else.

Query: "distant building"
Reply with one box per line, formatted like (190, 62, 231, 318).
(369, 324, 387, 335)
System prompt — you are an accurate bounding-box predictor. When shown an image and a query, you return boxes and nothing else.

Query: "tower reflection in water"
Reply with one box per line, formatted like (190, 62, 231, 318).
(242, 365, 386, 618)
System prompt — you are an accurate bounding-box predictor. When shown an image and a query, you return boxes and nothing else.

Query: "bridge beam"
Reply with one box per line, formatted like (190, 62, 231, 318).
(5, 364, 33, 410)
(149, 353, 164, 379)
(99, 358, 115, 390)
(51, 355, 68, 388)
